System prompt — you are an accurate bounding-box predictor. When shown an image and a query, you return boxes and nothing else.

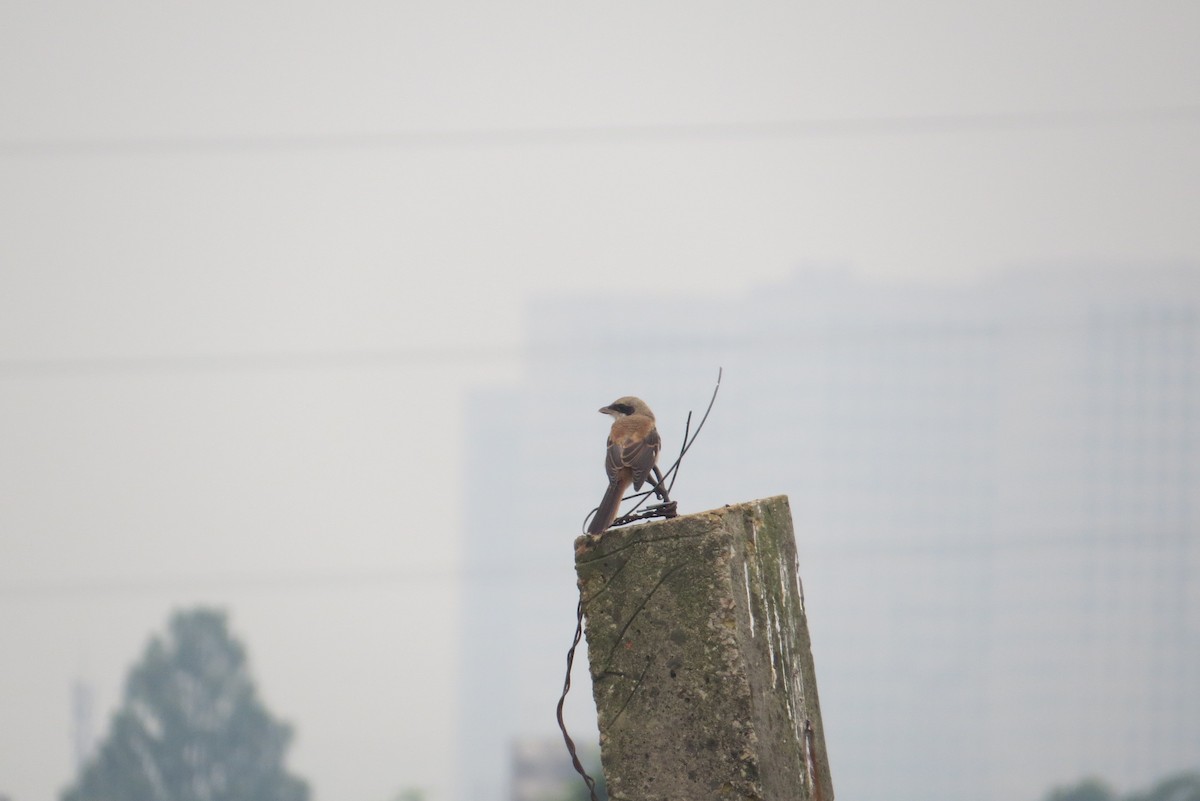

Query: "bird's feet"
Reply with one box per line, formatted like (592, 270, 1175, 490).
(612, 501, 678, 528)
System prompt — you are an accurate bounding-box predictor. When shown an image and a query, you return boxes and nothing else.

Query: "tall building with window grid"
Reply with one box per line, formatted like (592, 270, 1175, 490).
(458, 264, 1200, 801)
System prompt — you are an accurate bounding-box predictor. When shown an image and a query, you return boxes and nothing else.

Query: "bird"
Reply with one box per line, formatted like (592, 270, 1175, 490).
(587, 396, 662, 534)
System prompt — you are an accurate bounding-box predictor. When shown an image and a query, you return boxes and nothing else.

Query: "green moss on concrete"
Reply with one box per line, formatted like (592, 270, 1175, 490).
(575, 496, 833, 801)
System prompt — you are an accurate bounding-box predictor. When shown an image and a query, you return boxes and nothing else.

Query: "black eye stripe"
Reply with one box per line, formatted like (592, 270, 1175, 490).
(612, 403, 636, 415)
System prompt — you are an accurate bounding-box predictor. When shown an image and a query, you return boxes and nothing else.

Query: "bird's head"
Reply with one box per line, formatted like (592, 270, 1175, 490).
(599, 396, 655, 420)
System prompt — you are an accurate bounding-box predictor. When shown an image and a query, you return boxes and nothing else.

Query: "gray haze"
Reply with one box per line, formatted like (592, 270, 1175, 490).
(2, 4, 1199, 801)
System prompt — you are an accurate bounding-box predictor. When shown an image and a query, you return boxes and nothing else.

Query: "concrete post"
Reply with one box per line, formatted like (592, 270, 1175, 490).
(574, 495, 832, 801)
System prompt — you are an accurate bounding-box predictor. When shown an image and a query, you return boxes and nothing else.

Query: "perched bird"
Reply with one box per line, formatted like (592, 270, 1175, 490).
(587, 396, 662, 534)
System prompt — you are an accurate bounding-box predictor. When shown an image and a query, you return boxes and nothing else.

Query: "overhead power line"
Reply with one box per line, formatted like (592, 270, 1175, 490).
(0, 565, 541, 599)
(0, 528, 1180, 601)
(0, 344, 524, 378)
(0, 313, 1187, 378)
(3, 105, 1198, 158)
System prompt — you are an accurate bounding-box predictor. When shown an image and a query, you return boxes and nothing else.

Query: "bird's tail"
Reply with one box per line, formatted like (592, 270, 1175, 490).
(588, 478, 630, 534)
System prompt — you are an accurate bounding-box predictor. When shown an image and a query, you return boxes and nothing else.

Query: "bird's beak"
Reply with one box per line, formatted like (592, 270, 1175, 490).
(598, 406, 611, 414)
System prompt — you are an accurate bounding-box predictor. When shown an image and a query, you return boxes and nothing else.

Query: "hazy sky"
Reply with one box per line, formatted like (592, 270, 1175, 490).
(2, 3, 1198, 801)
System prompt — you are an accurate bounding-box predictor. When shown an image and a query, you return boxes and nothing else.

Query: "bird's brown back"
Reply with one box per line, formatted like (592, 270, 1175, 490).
(606, 414, 660, 489)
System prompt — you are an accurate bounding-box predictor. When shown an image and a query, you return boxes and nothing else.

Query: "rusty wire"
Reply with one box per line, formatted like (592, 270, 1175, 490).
(556, 598, 601, 801)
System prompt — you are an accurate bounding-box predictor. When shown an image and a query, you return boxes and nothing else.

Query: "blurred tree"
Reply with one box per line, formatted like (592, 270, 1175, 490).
(1131, 772, 1200, 801)
(1045, 778, 1116, 801)
(1046, 773, 1200, 801)
(391, 789, 426, 801)
(62, 608, 309, 801)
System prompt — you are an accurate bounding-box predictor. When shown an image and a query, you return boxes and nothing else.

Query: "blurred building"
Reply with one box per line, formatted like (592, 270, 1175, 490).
(70, 678, 96, 772)
(509, 737, 598, 801)
(458, 264, 1200, 801)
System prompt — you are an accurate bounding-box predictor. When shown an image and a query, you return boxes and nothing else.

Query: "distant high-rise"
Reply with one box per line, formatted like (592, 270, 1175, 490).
(458, 264, 1200, 801)
(70, 678, 96, 773)
(509, 737, 599, 801)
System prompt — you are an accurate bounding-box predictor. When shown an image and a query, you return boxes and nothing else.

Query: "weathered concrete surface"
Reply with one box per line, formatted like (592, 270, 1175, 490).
(575, 495, 833, 801)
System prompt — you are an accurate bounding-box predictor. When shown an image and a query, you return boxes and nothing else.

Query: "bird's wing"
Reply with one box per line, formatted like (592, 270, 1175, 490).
(606, 425, 660, 490)
(604, 437, 623, 482)
(628, 427, 661, 490)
